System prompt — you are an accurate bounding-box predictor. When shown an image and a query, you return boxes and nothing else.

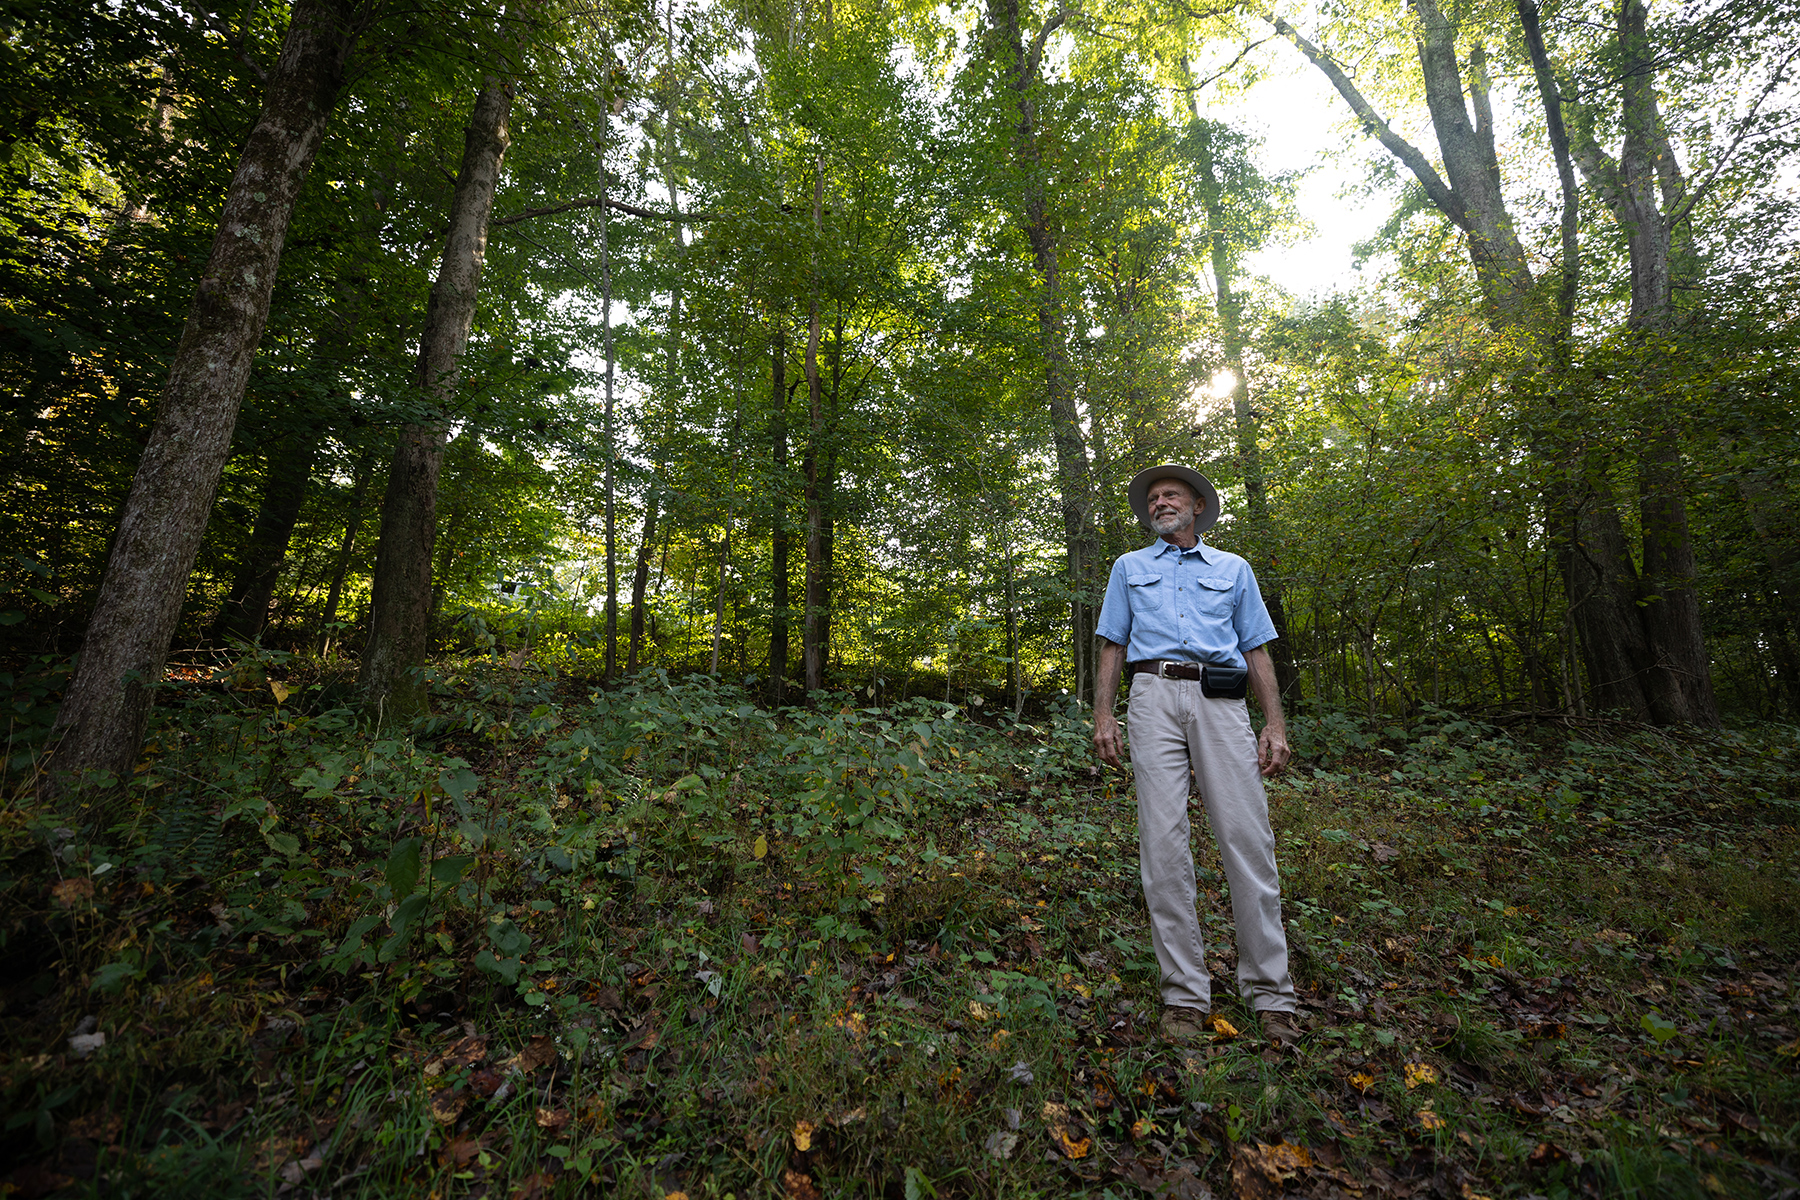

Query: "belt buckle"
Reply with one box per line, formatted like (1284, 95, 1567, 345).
(1158, 661, 1173, 679)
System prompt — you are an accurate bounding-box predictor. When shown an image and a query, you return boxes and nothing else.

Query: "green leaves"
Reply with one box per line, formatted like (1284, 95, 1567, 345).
(385, 838, 423, 898)
(1640, 1010, 1679, 1045)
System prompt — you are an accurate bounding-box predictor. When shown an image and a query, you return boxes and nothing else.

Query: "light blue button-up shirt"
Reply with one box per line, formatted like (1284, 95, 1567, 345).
(1095, 538, 1278, 669)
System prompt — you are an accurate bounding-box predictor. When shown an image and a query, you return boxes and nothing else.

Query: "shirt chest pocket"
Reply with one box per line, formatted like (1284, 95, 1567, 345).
(1192, 574, 1236, 617)
(1126, 572, 1165, 611)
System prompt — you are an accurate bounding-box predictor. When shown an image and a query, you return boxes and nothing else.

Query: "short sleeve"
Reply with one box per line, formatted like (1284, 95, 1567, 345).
(1095, 557, 1133, 646)
(1233, 560, 1279, 652)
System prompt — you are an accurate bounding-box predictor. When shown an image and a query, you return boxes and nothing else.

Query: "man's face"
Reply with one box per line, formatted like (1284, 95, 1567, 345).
(1147, 478, 1200, 536)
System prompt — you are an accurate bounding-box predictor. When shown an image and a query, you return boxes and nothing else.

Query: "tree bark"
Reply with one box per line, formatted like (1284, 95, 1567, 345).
(360, 76, 513, 717)
(210, 420, 325, 643)
(1278, 2, 1714, 723)
(802, 159, 827, 696)
(983, 0, 1099, 703)
(768, 320, 791, 705)
(49, 0, 358, 788)
(318, 441, 376, 654)
(1563, 0, 1718, 724)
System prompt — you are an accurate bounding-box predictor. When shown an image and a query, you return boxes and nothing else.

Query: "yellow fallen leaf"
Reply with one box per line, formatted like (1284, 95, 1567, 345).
(1405, 1062, 1439, 1089)
(1208, 1013, 1240, 1039)
(753, 834, 768, 860)
(1418, 1109, 1446, 1131)
(269, 680, 289, 704)
(1057, 1129, 1091, 1159)
(1349, 1071, 1377, 1094)
(793, 1119, 815, 1152)
(969, 1001, 992, 1022)
(1131, 1116, 1156, 1141)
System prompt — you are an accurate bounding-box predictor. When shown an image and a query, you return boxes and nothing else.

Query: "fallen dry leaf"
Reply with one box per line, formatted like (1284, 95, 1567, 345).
(440, 1133, 485, 1168)
(50, 878, 94, 908)
(1417, 1109, 1447, 1132)
(793, 1119, 816, 1152)
(430, 1089, 468, 1124)
(782, 1168, 822, 1200)
(1054, 1128, 1091, 1159)
(1207, 1013, 1241, 1039)
(509, 1034, 558, 1073)
(534, 1108, 570, 1133)
(1349, 1071, 1377, 1093)
(1404, 1062, 1439, 1089)
(426, 1035, 488, 1077)
(830, 1106, 866, 1127)
(510, 1170, 556, 1199)
(1229, 1142, 1283, 1200)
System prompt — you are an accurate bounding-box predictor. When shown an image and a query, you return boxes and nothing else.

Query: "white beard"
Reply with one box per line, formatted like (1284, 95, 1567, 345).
(1151, 510, 1193, 536)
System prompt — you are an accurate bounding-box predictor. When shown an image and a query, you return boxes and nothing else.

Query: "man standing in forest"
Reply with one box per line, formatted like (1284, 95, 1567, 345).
(1091, 464, 1301, 1051)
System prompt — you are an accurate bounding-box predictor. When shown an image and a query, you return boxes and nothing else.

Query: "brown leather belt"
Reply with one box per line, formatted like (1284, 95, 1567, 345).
(1128, 659, 1202, 680)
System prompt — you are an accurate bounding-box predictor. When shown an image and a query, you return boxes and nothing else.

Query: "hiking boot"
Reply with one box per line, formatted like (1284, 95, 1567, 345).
(1259, 1009, 1302, 1052)
(1159, 1004, 1209, 1044)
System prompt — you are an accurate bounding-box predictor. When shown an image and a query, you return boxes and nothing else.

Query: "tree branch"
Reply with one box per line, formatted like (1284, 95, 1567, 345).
(1267, 13, 1469, 230)
(1667, 42, 1799, 226)
(492, 195, 718, 227)
(1024, 5, 1075, 88)
(1174, 37, 1274, 93)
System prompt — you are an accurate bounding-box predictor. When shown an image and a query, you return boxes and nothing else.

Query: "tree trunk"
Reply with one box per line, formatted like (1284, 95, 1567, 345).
(210, 421, 324, 643)
(1279, 1, 1705, 723)
(48, 0, 358, 788)
(768, 321, 791, 705)
(360, 77, 513, 717)
(627, 485, 658, 673)
(318, 442, 376, 655)
(984, 0, 1098, 703)
(802, 159, 827, 697)
(1564, 0, 1718, 724)
(1188, 113, 1302, 702)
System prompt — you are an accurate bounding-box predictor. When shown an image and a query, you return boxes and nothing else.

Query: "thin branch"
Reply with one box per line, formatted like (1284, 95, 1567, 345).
(1174, 37, 1274, 93)
(492, 195, 718, 227)
(1667, 43, 1800, 226)
(1266, 13, 1469, 230)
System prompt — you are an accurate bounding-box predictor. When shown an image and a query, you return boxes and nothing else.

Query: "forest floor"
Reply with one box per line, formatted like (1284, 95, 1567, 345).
(2, 657, 1798, 1199)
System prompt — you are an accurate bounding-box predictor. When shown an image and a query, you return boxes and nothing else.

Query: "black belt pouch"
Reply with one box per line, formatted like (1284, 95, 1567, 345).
(1200, 664, 1249, 700)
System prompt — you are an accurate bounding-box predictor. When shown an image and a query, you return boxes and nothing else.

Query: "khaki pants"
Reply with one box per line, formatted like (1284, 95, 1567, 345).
(1126, 672, 1296, 1014)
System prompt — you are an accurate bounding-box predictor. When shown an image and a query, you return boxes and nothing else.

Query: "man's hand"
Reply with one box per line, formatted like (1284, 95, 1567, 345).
(1093, 712, 1124, 767)
(1257, 724, 1292, 777)
(1245, 645, 1290, 777)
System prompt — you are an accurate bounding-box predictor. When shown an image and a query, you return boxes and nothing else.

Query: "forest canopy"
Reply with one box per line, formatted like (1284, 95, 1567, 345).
(3, 0, 1798, 771)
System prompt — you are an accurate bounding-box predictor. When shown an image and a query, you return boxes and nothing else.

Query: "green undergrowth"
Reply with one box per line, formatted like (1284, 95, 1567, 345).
(2, 660, 1798, 1198)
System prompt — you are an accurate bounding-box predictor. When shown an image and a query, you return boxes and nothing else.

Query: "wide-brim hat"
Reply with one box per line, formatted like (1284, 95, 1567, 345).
(1128, 464, 1220, 533)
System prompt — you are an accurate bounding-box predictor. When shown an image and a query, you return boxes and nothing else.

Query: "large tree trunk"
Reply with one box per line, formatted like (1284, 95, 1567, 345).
(360, 77, 513, 717)
(983, 0, 1099, 703)
(1564, 0, 1718, 724)
(48, 0, 358, 788)
(1188, 115, 1302, 702)
(1277, 2, 1706, 723)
